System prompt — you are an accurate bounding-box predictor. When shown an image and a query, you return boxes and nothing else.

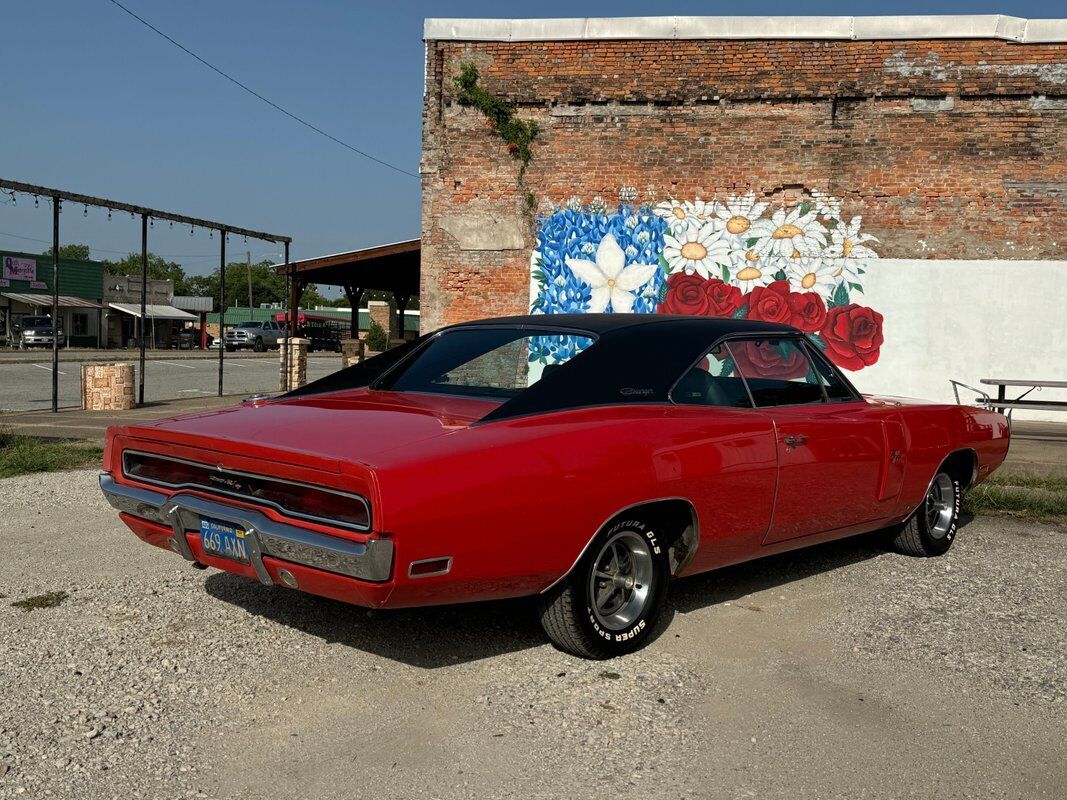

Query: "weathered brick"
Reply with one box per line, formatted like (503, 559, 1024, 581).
(420, 36, 1067, 330)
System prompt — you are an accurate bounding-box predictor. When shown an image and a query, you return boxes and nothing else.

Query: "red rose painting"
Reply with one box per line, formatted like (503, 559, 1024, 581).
(730, 339, 810, 380)
(660, 272, 711, 316)
(786, 291, 828, 332)
(746, 281, 792, 324)
(820, 304, 884, 371)
(703, 278, 744, 317)
(661, 274, 744, 318)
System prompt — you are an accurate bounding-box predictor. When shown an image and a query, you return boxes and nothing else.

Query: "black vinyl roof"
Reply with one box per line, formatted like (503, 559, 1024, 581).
(476, 315, 796, 421)
(285, 313, 801, 421)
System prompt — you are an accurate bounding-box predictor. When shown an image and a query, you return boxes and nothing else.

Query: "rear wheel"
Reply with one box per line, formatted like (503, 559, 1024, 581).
(891, 471, 960, 557)
(539, 517, 669, 659)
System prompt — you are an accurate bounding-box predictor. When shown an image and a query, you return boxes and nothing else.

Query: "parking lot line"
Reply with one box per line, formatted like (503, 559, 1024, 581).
(153, 361, 197, 369)
(31, 363, 67, 376)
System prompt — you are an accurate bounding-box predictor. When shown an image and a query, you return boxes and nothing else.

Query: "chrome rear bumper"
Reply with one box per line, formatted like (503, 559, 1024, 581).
(99, 473, 393, 583)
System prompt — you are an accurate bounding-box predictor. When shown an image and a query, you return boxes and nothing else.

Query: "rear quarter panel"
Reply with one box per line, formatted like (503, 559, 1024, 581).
(371, 404, 777, 607)
(888, 400, 1010, 516)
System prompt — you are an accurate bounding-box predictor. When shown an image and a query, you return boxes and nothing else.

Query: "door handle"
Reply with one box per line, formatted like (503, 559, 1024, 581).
(783, 434, 808, 448)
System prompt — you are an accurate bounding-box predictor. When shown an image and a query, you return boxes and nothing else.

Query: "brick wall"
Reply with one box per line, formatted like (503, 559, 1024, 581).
(420, 35, 1066, 330)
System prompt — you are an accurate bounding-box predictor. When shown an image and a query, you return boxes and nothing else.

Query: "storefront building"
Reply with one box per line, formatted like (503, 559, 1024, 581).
(1, 250, 105, 347)
(420, 14, 1067, 418)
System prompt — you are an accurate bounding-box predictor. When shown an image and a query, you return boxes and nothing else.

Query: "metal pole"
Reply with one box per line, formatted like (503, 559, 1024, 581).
(218, 231, 226, 396)
(246, 250, 253, 320)
(51, 197, 60, 413)
(139, 213, 148, 406)
(283, 241, 291, 391)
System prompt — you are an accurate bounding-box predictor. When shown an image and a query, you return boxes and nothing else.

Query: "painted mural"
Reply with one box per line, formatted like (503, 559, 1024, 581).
(529, 191, 884, 372)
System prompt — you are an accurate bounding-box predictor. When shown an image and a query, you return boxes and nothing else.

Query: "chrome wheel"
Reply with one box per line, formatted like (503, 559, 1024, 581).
(925, 473, 955, 539)
(588, 530, 653, 631)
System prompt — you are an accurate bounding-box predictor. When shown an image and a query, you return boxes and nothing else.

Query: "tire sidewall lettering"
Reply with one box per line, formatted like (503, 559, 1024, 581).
(582, 519, 665, 648)
(605, 519, 661, 556)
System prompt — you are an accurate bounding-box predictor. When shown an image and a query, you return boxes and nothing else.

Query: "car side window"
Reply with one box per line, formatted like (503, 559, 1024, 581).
(672, 344, 753, 408)
(803, 342, 857, 402)
(725, 338, 825, 407)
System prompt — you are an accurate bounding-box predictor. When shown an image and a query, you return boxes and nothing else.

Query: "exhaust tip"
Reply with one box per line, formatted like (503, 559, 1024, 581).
(277, 568, 299, 589)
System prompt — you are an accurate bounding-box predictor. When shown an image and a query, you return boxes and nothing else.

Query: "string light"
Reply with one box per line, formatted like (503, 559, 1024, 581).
(34, 196, 39, 208)
(149, 217, 154, 228)
(83, 205, 88, 217)
(107, 208, 112, 220)
(189, 226, 195, 237)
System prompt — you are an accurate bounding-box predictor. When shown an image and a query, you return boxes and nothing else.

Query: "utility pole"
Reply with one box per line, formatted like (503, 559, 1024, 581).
(246, 250, 253, 322)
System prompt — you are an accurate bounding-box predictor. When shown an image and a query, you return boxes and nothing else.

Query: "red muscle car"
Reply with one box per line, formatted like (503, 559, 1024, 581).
(100, 315, 1009, 658)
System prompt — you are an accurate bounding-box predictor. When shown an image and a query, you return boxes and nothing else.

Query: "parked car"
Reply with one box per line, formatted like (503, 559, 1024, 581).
(223, 320, 285, 352)
(100, 314, 1009, 658)
(14, 315, 65, 349)
(174, 327, 214, 350)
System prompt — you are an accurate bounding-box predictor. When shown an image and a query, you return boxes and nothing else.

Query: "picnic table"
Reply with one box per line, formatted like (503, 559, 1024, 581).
(979, 378, 1067, 416)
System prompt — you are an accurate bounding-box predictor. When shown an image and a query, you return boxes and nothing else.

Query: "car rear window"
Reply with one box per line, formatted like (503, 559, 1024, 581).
(379, 327, 596, 400)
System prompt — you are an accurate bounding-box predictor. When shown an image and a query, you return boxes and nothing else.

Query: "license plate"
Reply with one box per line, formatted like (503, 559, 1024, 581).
(199, 517, 250, 564)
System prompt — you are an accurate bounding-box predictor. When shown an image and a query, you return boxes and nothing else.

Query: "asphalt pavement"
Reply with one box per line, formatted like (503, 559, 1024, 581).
(0, 354, 338, 412)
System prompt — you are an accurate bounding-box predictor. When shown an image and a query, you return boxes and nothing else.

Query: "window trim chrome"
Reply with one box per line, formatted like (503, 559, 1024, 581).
(121, 450, 372, 532)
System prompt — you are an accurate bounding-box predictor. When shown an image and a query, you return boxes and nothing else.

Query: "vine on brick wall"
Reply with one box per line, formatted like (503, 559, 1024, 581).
(454, 63, 538, 174)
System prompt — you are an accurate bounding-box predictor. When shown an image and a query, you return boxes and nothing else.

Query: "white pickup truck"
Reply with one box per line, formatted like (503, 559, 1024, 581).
(223, 321, 285, 352)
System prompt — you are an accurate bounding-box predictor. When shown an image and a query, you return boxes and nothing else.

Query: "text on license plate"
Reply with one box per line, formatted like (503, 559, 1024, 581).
(199, 517, 250, 563)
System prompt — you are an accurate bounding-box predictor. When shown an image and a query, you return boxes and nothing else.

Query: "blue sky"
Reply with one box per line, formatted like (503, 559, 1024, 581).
(1, 0, 1061, 285)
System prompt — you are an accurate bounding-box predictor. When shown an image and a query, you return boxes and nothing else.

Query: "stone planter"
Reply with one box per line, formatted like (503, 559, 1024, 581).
(279, 338, 309, 390)
(340, 338, 364, 368)
(82, 363, 136, 411)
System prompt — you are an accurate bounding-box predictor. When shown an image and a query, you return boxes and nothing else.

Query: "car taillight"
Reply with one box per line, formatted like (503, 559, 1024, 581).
(249, 481, 371, 530)
(122, 451, 371, 531)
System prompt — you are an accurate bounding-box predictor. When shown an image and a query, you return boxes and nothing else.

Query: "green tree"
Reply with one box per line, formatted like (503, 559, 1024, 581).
(102, 252, 192, 295)
(41, 243, 92, 261)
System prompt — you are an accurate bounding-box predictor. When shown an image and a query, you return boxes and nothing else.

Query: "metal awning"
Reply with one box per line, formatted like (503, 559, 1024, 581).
(108, 302, 197, 320)
(275, 239, 420, 294)
(2, 292, 102, 308)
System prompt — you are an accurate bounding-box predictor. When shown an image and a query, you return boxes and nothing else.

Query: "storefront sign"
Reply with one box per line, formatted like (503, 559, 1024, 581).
(2, 256, 36, 282)
(29, 281, 47, 290)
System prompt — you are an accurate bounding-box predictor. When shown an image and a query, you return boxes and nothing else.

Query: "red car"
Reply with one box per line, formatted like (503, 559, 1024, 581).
(100, 315, 1009, 658)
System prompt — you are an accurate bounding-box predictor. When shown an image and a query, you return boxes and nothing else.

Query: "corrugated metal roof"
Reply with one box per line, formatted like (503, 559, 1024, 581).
(172, 296, 213, 312)
(424, 15, 1067, 43)
(108, 303, 197, 320)
(2, 292, 102, 308)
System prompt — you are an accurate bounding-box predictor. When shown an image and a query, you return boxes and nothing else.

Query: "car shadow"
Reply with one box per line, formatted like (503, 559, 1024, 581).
(204, 523, 960, 668)
(203, 571, 547, 668)
(668, 531, 888, 614)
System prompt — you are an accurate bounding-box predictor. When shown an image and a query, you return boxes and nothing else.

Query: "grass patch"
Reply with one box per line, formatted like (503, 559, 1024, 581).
(0, 428, 103, 479)
(964, 471, 1067, 522)
(11, 590, 69, 612)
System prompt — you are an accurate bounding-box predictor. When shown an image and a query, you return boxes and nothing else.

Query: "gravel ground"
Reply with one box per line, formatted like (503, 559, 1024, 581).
(1, 469, 1064, 799)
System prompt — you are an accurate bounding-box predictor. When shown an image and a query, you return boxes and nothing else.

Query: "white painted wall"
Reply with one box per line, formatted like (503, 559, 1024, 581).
(851, 259, 1067, 422)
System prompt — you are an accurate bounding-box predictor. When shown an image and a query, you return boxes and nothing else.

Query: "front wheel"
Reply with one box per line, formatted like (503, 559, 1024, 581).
(539, 517, 670, 659)
(891, 471, 961, 557)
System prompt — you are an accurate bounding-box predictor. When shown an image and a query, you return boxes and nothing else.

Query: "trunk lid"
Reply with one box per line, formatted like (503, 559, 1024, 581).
(115, 389, 499, 471)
